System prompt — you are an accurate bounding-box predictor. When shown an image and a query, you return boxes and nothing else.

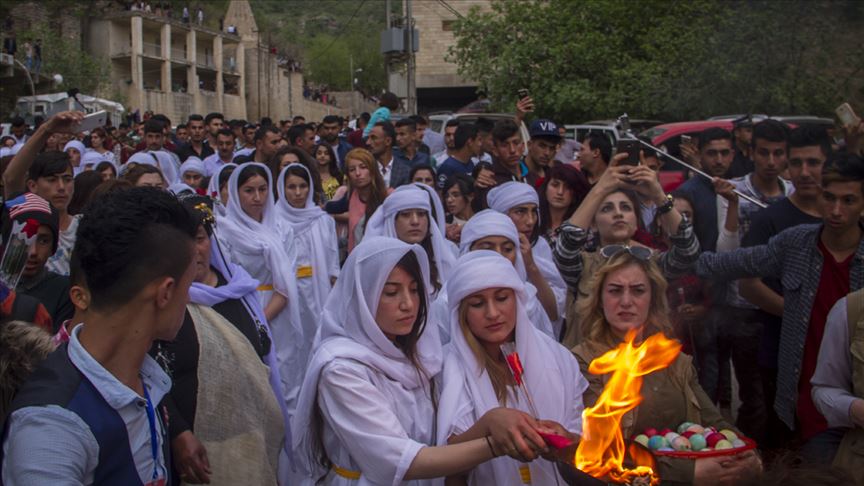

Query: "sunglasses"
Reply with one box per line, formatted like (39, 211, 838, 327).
(599, 244, 653, 261)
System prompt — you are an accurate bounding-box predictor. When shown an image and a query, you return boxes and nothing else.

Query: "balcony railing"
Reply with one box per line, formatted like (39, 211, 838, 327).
(170, 47, 187, 62)
(142, 42, 162, 57)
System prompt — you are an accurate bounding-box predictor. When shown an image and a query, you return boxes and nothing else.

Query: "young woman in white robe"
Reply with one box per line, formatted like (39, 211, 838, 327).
(275, 163, 340, 354)
(292, 237, 544, 485)
(437, 251, 588, 485)
(216, 162, 305, 413)
(364, 185, 456, 294)
(432, 210, 555, 343)
(411, 181, 460, 257)
(486, 182, 568, 339)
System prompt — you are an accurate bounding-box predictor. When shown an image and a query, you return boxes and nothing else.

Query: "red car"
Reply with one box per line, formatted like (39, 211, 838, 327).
(638, 120, 734, 192)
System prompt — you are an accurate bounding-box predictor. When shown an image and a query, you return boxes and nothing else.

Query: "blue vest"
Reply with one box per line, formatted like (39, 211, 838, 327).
(1, 344, 171, 485)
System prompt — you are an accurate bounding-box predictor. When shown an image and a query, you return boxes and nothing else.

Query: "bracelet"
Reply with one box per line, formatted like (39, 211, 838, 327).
(485, 436, 498, 458)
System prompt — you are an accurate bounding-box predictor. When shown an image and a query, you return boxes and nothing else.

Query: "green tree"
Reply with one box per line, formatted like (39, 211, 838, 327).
(18, 24, 110, 96)
(449, 0, 864, 122)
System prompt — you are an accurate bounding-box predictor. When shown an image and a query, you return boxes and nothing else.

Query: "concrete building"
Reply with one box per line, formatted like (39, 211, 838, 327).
(390, 0, 491, 113)
(87, 10, 247, 124)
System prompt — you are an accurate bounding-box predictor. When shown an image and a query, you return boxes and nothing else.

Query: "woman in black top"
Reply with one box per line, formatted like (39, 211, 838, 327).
(150, 193, 288, 485)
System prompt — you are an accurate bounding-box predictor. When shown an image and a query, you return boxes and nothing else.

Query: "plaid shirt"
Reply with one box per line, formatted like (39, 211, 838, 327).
(553, 219, 700, 293)
(696, 223, 864, 430)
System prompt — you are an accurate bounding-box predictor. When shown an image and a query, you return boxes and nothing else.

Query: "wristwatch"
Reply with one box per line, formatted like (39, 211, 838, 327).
(656, 194, 674, 215)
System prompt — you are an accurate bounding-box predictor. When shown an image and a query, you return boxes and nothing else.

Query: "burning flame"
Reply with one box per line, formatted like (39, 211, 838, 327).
(575, 330, 682, 484)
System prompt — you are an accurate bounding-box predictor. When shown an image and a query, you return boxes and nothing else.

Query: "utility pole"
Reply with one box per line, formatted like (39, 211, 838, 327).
(385, 0, 391, 92)
(405, 0, 415, 113)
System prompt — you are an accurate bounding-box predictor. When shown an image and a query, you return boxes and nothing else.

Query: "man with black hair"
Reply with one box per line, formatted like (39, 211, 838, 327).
(279, 119, 292, 138)
(433, 119, 460, 166)
(393, 118, 431, 175)
(577, 132, 611, 184)
(203, 112, 224, 148)
(472, 117, 495, 165)
(10, 117, 28, 145)
(730, 115, 755, 178)
(367, 121, 401, 187)
(739, 125, 831, 449)
(228, 119, 245, 147)
(436, 123, 481, 190)
(202, 128, 236, 176)
(2, 111, 83, 277)
(714, 119, 793, 444)
(415, 115, 445, 155)
(175, 124, 189, 145)
(292, 115, 306, 126)
(2, 187, 198, 484)
(676, 127, 735, 252)
(320, 115, 352, 168)
(470, 119, 529, 212)
(176, 114, 214, 162)
(237, 123, 256, 156)
(697, 153, 864, 462)
(347, 112, 370, 148)
(286, 123, 316, 156)
(233, 125, 284, 165)
(524, 119, 562, 187)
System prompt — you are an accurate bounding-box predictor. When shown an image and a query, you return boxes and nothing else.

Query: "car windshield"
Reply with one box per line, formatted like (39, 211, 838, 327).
(639, 126, 667, 140)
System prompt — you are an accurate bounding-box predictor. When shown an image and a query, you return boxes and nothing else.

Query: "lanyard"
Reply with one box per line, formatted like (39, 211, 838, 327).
(142, 383, 161, 482)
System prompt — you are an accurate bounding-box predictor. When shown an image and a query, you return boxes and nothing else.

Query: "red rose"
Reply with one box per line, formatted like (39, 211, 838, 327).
(22, 218, 40, 239)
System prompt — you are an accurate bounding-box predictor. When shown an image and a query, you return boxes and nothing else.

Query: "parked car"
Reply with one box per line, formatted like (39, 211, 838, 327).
(565, 123, 621, 146)
(428, 112, 530, 150)
(583, 118, 664, 133)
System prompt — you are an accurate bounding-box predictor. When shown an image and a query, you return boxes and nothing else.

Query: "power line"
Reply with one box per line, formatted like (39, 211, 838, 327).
(305, 0, 368, 64)
(437, 0, 465, 20)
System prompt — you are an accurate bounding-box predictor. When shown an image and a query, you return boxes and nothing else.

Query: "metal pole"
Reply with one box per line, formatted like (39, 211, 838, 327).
(633, 138, 768, 209)
(14, 59, 36, 117)
(385, 0, 391, 91)
(406, 0, 414, 113)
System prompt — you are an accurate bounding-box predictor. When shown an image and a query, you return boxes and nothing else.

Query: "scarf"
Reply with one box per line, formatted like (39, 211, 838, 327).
(292, 237, 443, 477)
(364, 185, 455, 282)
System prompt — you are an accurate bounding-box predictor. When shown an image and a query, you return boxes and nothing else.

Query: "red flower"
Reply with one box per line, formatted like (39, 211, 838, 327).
(22, 218, 41, 239)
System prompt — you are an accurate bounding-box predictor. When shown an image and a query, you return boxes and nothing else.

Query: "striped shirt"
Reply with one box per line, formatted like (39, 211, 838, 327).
(553, 218, 701, 293)
(696, 223, 864, 430)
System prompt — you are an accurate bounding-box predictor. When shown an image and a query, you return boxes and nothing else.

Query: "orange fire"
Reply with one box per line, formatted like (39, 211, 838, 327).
(575, 330, 682, 484)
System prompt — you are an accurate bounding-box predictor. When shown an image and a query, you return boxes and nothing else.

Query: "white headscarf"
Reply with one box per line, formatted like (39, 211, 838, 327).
(454, 210, 555, 338)
(486, 181, 539, 214)
(292, 237, 443, 476)
(180, 156, 206, 177)
(150, 150, 180, 184)
(63, 140, 85, 157)
(365, 184, 455, 283)
(274, 163, 336, 318)
(219, 162, 297, 304)
(459, 209, 527, 279)
(436, 251, 587, 485)
(207, 162, 236, 217)
(486, 182, 568, 337)
(412, 182, 447, 236)
(127, 151, 158, 167)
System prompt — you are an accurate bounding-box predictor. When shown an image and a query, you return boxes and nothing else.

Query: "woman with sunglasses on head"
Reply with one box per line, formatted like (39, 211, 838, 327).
(292, 238, 542, 485)
(151, 193, 289, 485)
(438, 251, 588, 485)
(571, 251, 761, 486)
(487, 182, 569, 338)
(552, 152, 700, 348)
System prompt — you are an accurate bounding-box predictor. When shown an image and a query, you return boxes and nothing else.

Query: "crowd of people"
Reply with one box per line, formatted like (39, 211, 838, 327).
(0, 94, 862, 486)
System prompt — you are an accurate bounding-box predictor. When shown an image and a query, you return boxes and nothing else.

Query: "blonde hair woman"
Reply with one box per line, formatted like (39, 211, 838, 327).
(325, 148, 389, 253)
(572, 250, 761, 486)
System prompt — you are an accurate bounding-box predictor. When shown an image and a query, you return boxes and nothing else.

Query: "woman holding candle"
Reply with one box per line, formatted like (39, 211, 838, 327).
(291, 237, 545, 485)
(438, 251, 587, 485)
(572, 250, 761, 486)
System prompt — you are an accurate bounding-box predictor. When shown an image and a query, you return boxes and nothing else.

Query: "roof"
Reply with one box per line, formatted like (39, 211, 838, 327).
(16, 92, 125, 113)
